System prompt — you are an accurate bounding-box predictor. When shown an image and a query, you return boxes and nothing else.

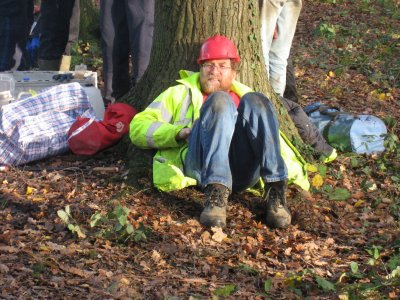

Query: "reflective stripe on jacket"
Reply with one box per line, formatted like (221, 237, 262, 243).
(129, 70, 310, 191)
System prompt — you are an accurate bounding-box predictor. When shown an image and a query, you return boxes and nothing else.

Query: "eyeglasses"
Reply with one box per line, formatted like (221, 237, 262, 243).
(202, 63, 232, 72)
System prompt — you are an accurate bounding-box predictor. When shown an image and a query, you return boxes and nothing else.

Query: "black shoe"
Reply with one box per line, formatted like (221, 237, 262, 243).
(200, 184, 230, 228)
(264, 180, 291, 228)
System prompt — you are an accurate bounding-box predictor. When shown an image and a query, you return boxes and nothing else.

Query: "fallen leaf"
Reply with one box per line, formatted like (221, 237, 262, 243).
(159, 243, 179, 255)
(159, 214, 173, 224)
(139, 260, 151, 271)
(32, 197, 46, 202)
(182, 278, 208, 284)
(320, 249, 336, 257)
(351, 191, 365, 199)
(0, 246, 18, 253)
(39, 245, 51, 252)
(0, 231, 12, 244)
(382, 198, 392, 204)
(59, 264, 94, 278)
(120, 277, 130, 285)
(306, 164, 318, 173)
(202, 262, 211, 274)
(354, 200, 364, 207)
(67, 189, 76, 199)
(311, 174, 324, 188)
(368, 183, 377, 191)
(342, 178, 352, 190)
(26, 186, 35, 195)
(243, 243, 252, 253)
(301, 190, 314, 201)
(98, 268, 113, 278)
(151, 250, 161, 262)
(200, 231, 211, 243)
(256, 232, 264, 243)
(47, 242, 66, 252)
(186, 219, 200, 227)
(326, 238, 335, 245)
(211, 227, 227, 243)
(0, 263, 9, 273)
(314, 260, 328, 266)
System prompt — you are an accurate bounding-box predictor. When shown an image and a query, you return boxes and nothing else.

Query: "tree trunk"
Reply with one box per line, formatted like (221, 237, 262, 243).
(123, 0, 306, 183)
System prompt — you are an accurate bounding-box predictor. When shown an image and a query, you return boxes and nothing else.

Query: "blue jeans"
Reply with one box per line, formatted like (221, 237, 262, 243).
(184, 91, 288, 192)
(260, 0, 302, 95)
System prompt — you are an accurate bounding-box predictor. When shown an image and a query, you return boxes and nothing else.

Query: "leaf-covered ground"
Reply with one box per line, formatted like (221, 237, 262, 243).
(1, 1, 399, 299)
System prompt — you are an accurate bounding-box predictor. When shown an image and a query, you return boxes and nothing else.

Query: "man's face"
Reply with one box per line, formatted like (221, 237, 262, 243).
(199, 59, 236, 94)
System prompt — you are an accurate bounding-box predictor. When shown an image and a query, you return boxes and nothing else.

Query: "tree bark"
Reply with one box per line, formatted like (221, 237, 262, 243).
(123, 0, 306, 183)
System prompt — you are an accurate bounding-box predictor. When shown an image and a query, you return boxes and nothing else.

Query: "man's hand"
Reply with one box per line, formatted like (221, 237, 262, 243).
(176, 127, 191, 142)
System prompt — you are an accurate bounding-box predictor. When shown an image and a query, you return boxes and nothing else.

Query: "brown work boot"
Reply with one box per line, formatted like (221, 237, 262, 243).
(264, 180, 291, 229)
(200, 184, 230, 228)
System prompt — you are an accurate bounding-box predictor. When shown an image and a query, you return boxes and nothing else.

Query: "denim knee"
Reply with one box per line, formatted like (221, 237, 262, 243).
(239, 92, 274, 114)
(203, 91, 236, 112)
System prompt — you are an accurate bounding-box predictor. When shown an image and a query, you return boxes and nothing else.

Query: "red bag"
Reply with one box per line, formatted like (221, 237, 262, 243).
(68, 103, 137, 155)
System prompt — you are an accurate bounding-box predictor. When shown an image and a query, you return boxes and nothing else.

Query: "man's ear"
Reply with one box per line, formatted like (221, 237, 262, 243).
(232, 70, 237, 80)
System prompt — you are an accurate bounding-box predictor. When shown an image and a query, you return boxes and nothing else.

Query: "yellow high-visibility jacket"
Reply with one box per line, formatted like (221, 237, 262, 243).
(130, 71, 310, 191)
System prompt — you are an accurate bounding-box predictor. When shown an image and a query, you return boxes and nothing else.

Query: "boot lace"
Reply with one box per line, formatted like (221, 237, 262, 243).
(264, 184, 287, 210)
(204, 185, 229, 207)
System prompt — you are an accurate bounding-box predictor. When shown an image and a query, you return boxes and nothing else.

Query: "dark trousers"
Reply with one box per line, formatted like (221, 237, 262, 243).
(0, 2, 31, 71)
(100, 0, 154, 100)
(284, 55, 298, 102)
(39, 0, 80, 60)
(280, 96, 333, 155)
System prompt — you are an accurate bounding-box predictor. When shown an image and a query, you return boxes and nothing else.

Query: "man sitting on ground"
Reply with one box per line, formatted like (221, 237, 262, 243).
(129, 35, 309, 229)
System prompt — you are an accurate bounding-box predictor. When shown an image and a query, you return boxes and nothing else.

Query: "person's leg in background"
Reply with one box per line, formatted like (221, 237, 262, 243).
(0, 2, 29, 71)
(38, 0, 76, 70)
(60, 0, 80, 71)
(125, 0, 154, 86)
(100, 0, 131, 102)
(100, 0, 115, 103)
(279, 96, 335, 157)
(283, 54, 299, 102)
(268, 0, 302, 95)
(259, 0, 281, 86)
(20, 0, 35, 70)
(26, 0, 34, 32)
(260, 0, 302, 96)
(101, 0, 154, 102)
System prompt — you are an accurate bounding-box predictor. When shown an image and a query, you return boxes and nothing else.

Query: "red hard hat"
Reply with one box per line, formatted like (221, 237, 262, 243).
(197, 35, 240, 64)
